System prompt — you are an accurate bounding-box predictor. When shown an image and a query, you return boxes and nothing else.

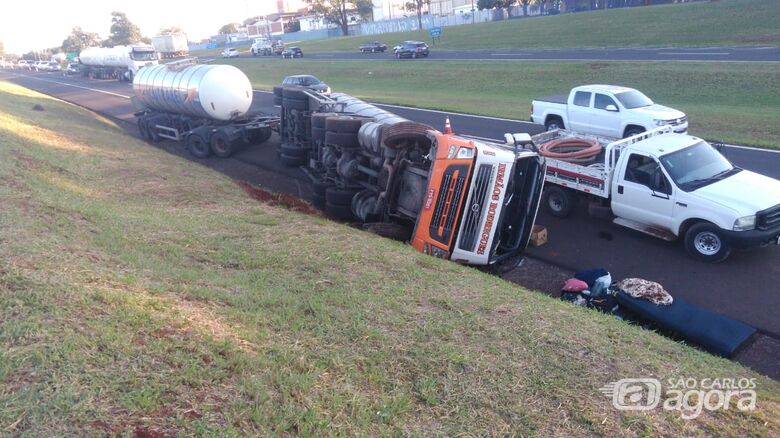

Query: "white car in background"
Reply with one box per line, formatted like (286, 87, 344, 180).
(221, 48, 239, 58)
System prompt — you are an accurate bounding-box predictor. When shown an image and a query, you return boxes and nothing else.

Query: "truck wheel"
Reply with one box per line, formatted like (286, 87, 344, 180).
(255, 128, 272, 144)
(545, 117, 564, 131)
(187, 134, 211, 158)
(544, 186, 573, 218)
(210, 132, 235, 158)
(325, 187, 358, 206)
(147, 120, 161, 142)
(325, 117, 362, 133)
(280, 144, 308, 159)
(324, 132, 361, 148)
(684, 223, 731, 263)
(280, 153, 307, 167)
(137, 118, 150, 141)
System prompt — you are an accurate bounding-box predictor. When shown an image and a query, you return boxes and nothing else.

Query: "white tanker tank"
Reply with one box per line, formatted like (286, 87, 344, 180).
(79, 45, 157, 80)
(133, 60, 278, 159)
(133, 63, 253, 121)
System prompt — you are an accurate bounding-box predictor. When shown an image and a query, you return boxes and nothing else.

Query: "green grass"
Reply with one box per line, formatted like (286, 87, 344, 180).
(283, 0, 780, 52)
(224, 58, 780, 148)
(2, 81, 780, 435)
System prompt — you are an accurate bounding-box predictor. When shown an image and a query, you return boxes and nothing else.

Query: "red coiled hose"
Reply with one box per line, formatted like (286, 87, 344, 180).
(538, 138, 602, 164)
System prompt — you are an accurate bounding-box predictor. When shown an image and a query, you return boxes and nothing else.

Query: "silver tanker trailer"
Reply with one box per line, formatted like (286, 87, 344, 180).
(132, 59, 278, 158)
(79, 45, 158, 81)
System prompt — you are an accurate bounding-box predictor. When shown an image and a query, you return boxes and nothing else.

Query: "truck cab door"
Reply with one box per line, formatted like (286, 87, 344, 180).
(611, 153, 676, 231)
(568, 90, 592, 132)
(592, 93, 623, 137)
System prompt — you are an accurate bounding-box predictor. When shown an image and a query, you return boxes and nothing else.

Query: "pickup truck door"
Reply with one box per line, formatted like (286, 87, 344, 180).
(611, 153, 676, 231)
(567, 90, 593, 132)
(591, 93, 623, 137)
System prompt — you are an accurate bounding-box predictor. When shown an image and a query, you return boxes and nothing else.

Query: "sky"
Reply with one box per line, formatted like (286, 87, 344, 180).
(0, 0, 280, 55)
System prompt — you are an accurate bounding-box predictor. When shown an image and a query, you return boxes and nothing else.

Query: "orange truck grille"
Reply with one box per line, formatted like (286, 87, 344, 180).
(428, 164, 469, 245)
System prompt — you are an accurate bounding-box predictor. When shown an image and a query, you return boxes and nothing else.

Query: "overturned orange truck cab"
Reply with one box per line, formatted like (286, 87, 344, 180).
(276, 88, 546, 267)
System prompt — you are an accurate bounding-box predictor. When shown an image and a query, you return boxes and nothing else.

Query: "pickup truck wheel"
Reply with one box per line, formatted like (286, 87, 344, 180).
(684, 223, 731, 263)
(210, 132, 235, 158)
(545, 118, 564, 131)
(544, 186, 573, 218)
(187, 134, 210, 158)
(624, 127, 645, 138)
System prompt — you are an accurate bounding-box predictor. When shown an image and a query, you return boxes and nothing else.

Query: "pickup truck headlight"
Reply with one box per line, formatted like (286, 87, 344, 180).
(733, 215, 756, 231)
(653, 119, 668, 126)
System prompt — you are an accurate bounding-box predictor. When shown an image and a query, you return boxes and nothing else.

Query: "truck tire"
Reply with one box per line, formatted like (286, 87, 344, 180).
(137, 118, 150, 141)
(325, 187, 358, 206)
(282, 98, 308, 111)
(325, 204, 353, 220)
(282, 87, 307, 99)
(147, 119, 161, 142)
(312, 112, 336, 128)
(325, 117, 362, 133)
(279, 144, 308, 158)
(545, 117, 564, 131)
(187, 134, 210, 158)
(280, 153, 307, 167)
(325, 132, 361, 148)
(684, 222, 731, 263)
(544, 186, 573, 218)
(210, 131, 236, 158)
(255, 127, 272, 144)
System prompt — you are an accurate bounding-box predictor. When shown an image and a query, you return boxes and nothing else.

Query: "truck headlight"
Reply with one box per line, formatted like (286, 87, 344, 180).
(653, 119, 668, 126)
(733, 215, 756, 231)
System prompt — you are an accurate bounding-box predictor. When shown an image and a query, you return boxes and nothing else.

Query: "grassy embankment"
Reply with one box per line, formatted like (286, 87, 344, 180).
(1, 80, 779, 435)
(225, 59, 780, 148)
(285, 0, 780, 51)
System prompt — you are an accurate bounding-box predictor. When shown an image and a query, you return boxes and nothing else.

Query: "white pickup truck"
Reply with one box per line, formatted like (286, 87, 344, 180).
(531, 85, 688, 138)
(530, 127, 780, 262)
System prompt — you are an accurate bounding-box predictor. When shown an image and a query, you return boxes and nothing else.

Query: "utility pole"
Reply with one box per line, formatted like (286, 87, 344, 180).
(472, 0, 475, 25)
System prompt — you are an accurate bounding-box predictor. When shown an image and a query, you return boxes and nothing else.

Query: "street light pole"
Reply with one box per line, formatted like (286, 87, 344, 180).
(471, 0, 475, 25)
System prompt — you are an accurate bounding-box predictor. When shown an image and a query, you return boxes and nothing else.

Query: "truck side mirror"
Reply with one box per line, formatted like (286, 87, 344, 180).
(605, 104, 618, 112)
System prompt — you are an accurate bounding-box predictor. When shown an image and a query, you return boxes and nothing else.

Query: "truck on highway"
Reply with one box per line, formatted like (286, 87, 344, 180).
(250, 37, 284, 56)
(275, 86, 547, 268)
(531, 85, 688, 138)
(79, 45, 158, 81)
(533, 126, 780, 262)
(152, 33, 189, 58)
(132, 59, 278, 158)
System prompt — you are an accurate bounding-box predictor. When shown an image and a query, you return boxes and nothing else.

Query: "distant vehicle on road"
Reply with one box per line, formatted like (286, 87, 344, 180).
(48, 62, 62, 72)
(222, 47, 240, 58)
(281, 75, 330, 95)
(33, 61, 50, 71)
(395, 41, 429, 59)
(17, 60, 31, 70)
(251, 37, 273, 56)
(0, 59, 14, 69)
(65, 63, 80, 75)
(359, 41, 387, 53)
(281, 47, 303, 59)
(531, 85, 687, 139)
(152, 33, 189, 58)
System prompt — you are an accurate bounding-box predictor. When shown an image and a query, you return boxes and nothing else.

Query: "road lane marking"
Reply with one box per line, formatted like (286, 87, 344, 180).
(5, 73, 132, 99)
(660, 52, 730, 56)
(491, 53, 531, 56)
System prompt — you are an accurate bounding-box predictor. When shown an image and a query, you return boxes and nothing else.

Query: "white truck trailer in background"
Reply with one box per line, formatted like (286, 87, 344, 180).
(152, 34, 189, 58)
(79, 45, 158, 81)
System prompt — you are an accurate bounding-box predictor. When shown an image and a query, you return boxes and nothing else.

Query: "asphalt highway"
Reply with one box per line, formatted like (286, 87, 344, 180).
(235, 46, 780, 62)
(3, 70, 779, 377)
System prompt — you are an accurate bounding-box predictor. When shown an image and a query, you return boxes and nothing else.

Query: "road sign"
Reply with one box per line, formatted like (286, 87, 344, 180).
(429, 27, 442, 38)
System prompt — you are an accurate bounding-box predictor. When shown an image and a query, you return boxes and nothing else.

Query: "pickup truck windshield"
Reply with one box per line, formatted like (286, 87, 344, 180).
(660, 141, 738, 191)
(615, 90, 653, 109)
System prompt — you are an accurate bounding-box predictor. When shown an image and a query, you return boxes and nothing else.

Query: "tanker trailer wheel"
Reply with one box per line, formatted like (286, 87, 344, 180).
(210, 131, 236, 158)
(137, 117, 150, 141)
(186, 134, 211, 158)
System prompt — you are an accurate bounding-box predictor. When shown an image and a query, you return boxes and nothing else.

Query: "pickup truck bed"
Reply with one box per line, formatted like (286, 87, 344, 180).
(534, 95, 567, 105)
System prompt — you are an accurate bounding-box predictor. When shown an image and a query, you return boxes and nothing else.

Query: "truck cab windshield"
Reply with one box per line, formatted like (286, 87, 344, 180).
(615, 90, 653, 109)
(660, 141, 738, 191)
(132, 52, 157, 61)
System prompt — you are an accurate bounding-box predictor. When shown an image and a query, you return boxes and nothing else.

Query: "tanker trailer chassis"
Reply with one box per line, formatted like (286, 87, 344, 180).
(135, 109, 279, 158)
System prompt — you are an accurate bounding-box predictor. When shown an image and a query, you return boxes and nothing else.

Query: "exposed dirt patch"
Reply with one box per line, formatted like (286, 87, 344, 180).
(238, 180, 322, 216)
(174, 296, 260, 355)
(589, 63, 610, 70)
